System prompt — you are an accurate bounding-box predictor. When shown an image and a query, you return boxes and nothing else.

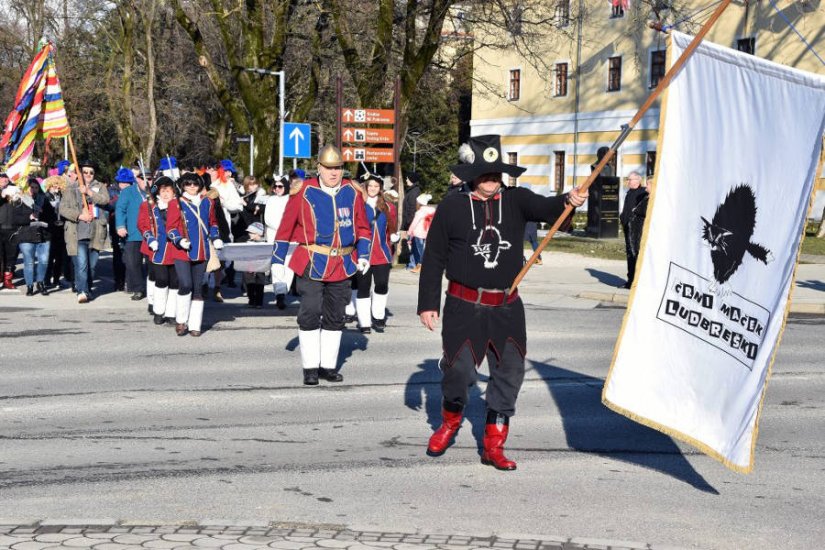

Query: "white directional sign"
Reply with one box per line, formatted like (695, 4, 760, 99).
(283, 122, 311, 159)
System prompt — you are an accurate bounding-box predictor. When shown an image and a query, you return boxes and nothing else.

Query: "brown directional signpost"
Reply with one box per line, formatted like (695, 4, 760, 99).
(338, 113, 397, 168)
(336, 76, 403, 262)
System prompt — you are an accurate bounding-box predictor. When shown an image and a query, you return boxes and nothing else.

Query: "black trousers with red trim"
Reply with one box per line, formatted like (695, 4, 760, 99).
(440, 341, 525, 417)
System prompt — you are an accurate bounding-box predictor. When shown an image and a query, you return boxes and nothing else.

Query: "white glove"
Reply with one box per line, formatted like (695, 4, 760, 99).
(212, 238, 224, 250)
(272, 264, 286, 282)
(180, 238, 191, 250)
(390, 232, 400, 243)
(357, 258, 370, 274)
(148, 241, 159, 251)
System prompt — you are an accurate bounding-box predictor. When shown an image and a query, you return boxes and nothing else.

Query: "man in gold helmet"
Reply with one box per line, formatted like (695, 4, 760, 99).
(271, 144, 372, 385)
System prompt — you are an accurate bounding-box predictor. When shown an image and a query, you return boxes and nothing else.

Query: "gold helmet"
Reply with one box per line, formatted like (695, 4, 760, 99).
(318, 144, 344, 168)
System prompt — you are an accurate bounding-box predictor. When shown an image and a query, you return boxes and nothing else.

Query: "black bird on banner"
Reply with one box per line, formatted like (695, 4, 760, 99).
(701, 184, 773, 290)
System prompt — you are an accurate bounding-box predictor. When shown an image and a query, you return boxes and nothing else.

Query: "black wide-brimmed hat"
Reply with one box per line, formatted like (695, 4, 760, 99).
(449, 134, 525, 183)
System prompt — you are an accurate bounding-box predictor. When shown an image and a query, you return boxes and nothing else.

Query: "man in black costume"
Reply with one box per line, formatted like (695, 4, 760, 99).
(417, 135, 587, 470)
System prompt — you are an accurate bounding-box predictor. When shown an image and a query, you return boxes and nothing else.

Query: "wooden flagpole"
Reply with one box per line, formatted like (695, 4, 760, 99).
(509, 0, 734, 294)
(67, 134, 89, 209)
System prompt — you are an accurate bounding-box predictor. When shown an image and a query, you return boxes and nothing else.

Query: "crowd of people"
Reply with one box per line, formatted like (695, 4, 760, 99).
(0, 155, 406, 333)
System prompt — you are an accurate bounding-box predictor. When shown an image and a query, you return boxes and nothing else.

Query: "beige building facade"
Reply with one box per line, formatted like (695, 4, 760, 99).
(469, 0, 825, 204)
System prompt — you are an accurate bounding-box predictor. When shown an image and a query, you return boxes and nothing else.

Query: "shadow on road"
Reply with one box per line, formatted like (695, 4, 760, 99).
(530, 359, 718, 493)
(283, 328, 369, 375)
(404, 358, 490, 454)
(585, 267, 625, 288)
(797, 279, 825, 292)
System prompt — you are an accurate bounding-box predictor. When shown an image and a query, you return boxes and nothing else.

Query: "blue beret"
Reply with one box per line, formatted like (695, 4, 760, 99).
(220, 159, 236, 173)
(294, 169, 306, 179)
(115, 167, 136, 183)
(56, 160, 71, 176)
(159, 157, 178, 171)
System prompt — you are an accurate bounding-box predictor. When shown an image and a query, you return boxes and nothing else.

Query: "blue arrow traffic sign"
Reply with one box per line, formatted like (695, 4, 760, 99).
(283, 122, 311, 159)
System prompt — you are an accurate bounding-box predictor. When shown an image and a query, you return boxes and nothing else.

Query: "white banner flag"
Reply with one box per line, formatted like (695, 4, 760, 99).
(603, 31, 825, 472)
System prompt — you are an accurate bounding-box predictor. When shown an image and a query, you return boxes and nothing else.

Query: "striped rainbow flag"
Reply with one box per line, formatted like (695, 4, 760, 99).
(0, 42, 70, 183)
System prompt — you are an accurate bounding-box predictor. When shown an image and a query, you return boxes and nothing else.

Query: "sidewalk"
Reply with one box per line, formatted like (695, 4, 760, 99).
(510, 251, 825, 315)
(0, 521, 692, 550)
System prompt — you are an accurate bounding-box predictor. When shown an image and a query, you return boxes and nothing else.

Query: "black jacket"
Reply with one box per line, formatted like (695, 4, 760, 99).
(14, 199, 56, 244)
(417, 186, 567, 314)
(402, 184, 421, 231)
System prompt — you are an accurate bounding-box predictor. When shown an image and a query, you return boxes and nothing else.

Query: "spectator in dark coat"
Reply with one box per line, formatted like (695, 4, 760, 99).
(401, 172, 421, 231)
(619, 171, 649, 288)
(15, 183, 56, 296)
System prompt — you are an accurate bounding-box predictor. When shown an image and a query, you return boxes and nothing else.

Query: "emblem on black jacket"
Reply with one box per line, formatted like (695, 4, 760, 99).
(701, 184, 773, 291)
(472, 226, 512, 269)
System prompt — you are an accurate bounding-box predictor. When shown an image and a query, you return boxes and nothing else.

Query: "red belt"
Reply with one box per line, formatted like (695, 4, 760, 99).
(447, 281, 518, 307)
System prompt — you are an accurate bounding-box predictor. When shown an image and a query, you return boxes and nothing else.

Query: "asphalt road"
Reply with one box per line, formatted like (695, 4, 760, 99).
(1, 270, 823, 549)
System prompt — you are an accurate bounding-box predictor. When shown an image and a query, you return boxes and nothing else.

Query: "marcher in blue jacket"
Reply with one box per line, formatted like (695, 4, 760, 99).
(114, 167, 148, 300)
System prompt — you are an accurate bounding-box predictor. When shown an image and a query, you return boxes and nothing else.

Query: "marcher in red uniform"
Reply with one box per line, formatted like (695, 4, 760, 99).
(272, 145, 371, 385)
(417, 135, 587, 470)
(138, 176, 188, 327)
(353, 173, 399, 333)
(167, 172, 224, 336)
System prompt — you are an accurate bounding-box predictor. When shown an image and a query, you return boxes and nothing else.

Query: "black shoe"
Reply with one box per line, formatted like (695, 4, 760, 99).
(131, 291, 146, 301)
(164, 317, 176, 326)
(276, 294, 286, 310)
(620, 282, 632, 289)
(372, 317, 386, 332)
(303, 369, 320, 386)
(358, 325, 371, 334)
(153, 314, 165, 325)
(36, 282, 49, 296)
(319, 368, 344, 382)
(147, 304, 153, 315)
(116, 283, 125, 292)
(26, 285, 34, 296)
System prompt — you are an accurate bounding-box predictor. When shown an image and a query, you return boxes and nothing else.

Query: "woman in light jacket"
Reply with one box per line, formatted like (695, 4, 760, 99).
(264, 175, 295, 309)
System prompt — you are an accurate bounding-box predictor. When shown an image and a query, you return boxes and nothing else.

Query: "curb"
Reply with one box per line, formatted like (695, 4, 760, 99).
(0, 521, 698, 550)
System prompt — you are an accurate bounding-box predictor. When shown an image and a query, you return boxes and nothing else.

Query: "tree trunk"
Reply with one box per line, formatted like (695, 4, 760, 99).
(142, 0, 158, 166)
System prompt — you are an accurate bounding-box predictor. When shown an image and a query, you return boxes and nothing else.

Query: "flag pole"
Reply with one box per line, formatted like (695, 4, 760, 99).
(67, 134, 89, 209)
(509, 0, 734, 294)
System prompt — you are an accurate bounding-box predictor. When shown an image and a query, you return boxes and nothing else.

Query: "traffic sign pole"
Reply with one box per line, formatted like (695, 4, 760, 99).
(278, 70, 285, 177)
(249, 134, 254, 177)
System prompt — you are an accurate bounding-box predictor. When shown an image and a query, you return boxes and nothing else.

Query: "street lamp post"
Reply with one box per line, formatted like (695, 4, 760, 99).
(244, 67, 285, 176)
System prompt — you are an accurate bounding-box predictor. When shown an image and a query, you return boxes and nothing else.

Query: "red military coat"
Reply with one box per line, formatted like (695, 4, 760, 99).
(272, 178, 371, 282)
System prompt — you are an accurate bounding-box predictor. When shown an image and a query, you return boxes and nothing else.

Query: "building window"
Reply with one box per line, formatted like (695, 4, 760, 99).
(610, 0, 626, 18)
(554, 151, 566, 194)
(554, 63, 568, 97)
(737, 37, 755, 55)
(509, 69, 521, 101)
(650, 50, 666, 88)
(508, 152, 519, 185)
(555, 0, 570, 27)
(646, 151, 657, 178)
(608, 56, 622, 92)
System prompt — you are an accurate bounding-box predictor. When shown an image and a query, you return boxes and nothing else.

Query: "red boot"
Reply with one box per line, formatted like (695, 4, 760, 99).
(427, 405, 463, 456)
(481, 411, 517, 471)
(3, 271, 15, 290)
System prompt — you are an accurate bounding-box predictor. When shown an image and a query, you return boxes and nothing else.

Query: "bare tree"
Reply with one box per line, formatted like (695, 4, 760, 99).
(170, 0, 299, 175)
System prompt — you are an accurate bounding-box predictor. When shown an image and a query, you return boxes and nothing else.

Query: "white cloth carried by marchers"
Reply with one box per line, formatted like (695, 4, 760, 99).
(603, 31, 825, 473)
(217, 242, 272, 273)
